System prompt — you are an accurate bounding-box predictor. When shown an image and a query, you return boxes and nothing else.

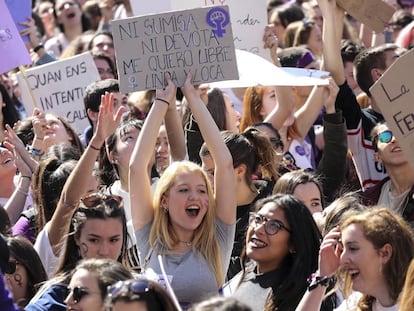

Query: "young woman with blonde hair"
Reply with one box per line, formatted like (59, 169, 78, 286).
(130, 74, 236, 309)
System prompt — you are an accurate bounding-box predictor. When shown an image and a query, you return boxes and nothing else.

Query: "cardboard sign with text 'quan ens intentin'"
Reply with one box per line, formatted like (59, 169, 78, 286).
(370, 48, 414, 171)
(111, 5, 238, 93)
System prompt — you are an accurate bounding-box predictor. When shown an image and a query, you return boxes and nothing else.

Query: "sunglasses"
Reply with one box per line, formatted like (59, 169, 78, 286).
(373, 130, 394, 145)
(4, 260, 18, 274)
(66, 286, 97, 304)
(108, 280, 152, 300)
(248, 213, 291, 235)
(80, 193, 122, 209)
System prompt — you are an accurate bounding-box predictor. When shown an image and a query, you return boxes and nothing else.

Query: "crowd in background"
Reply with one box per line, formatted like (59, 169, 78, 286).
(1, 0, 414, 310)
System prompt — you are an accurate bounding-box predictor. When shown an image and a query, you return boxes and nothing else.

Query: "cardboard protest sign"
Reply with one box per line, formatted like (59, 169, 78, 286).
(112, 6, 238, 92)
(370, 48, 414, 171)
(131, 0, 271, 61)
(0, 0, 31, 74)
(336, 0, 394, 33)
(5, 0, 32, 42)
(17, 53, 100, 135)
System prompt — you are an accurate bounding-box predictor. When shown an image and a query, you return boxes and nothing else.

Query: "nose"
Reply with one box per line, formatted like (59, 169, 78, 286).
(64, 291, 73, 305)
(339, 248, 349, 266)
(98, 242, 110, 256)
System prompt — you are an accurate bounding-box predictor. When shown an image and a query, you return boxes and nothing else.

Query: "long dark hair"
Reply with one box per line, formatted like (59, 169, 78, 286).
(99, 118, 143, 186)
(240, 194, 323, 311)
(7, 236, 48, 307)
(0, 83, 20, 129)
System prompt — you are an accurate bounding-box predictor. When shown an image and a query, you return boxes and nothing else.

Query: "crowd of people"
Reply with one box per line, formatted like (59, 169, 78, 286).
(1, 0, 414, 310)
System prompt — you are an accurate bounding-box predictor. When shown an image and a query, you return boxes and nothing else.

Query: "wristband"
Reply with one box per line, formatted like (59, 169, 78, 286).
(33, 44, 44, 53)
(28, 146, 43, 157)
(89, 144, 101, 151)
(21, 175, 32, 180)
(307, 273, 332, 291)
(155, 98, 170, 106)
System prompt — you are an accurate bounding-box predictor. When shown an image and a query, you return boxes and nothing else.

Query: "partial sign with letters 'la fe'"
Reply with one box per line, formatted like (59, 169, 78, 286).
(370, 48, 414, 171)
(111, 5, 238, 93)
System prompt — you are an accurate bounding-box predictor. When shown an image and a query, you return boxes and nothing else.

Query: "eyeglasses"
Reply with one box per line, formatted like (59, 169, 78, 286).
(248, 212, 291, 235)
(108, 280, 152, 300)
(80, 193, 123, 209)
(66, 286, 96, 304)
(373, 130, 394, 145)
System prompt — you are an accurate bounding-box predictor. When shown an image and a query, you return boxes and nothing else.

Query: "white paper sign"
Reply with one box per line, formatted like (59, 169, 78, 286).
(131, 0, 271, 61)
(17, 53, 100, 135)
(209, 50, 330, 88)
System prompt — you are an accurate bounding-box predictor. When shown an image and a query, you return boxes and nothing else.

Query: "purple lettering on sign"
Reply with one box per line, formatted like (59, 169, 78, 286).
(206, 7, 230, 38)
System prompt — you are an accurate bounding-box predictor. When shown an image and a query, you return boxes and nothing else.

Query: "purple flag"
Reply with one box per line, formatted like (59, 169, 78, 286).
(0, 0, 32, 74)
(5, 0, 32, 42)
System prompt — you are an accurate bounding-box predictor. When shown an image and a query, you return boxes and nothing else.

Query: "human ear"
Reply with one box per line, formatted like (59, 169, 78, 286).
(379, 243, 392, 264)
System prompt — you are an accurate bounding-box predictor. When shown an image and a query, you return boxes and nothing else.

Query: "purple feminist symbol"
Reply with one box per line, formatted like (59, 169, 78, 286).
(206, 7, 230, 38)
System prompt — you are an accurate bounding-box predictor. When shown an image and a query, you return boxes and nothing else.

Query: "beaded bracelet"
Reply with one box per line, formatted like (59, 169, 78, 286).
(155, 98, 170, 106)
(307, 273, 332, 291)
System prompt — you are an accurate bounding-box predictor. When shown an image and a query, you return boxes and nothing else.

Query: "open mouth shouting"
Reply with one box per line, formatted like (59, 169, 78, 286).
(185, 205, 200, 218)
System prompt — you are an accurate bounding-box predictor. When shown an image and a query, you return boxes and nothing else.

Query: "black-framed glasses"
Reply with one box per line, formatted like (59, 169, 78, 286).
(80, 193, 123, 209)
(108, 279, 152, 300)
(66, 286, 95, 304)
(248, 212, 291, 235)
(373, 130, 394, 145)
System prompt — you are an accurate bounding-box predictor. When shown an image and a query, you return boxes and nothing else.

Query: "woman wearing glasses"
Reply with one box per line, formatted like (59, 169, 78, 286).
(130, 74, 236, 309)
(222, 194, 334, 311)
(362, 122, 414, 226)
(65, 258, 132, 311)
(105, 278, 178, 311)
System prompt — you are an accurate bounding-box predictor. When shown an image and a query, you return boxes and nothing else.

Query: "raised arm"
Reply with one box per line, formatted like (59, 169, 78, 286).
(318, 0, 345, 85)
(181, 74, 236, 225)
(164, 97, 186, 162)
(2, 139, 34, 225)
(292, 84, 325, 140)
(129, 77, 177, 230)
(48, 93, 125, 255)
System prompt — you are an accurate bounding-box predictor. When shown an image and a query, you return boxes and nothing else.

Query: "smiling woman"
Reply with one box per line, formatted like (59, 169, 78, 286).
(65, 258, 133, 311)
(130, 74, 236, 309)
(296, 208, 414, 311)
(222, 194, 334, 311)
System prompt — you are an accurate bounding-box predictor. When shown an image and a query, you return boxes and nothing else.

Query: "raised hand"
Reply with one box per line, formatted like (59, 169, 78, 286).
(318, 227, 342, 277)
(31, 108, 46, 140)
(94, 92, 126, 144)
(155, 74, 177, 105)
(322, 78, 339, 113)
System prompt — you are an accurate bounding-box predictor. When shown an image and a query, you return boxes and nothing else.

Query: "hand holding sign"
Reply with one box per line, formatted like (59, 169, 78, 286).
(111, 6, 238, 93)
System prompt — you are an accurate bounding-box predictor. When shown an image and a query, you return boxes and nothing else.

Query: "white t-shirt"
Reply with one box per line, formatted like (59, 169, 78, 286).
(334, 292, 398, 311)
(34, 222, 61, 278)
